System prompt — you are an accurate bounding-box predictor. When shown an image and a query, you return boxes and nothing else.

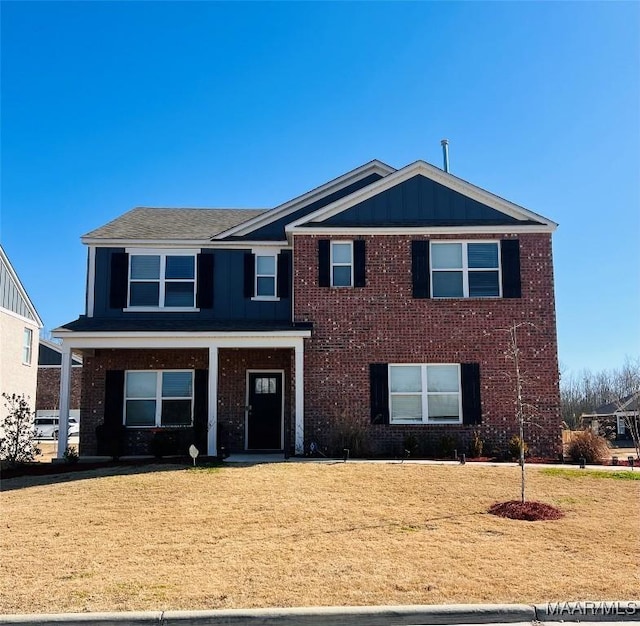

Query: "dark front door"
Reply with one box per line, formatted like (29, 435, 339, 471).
(247, 372, 283, 450)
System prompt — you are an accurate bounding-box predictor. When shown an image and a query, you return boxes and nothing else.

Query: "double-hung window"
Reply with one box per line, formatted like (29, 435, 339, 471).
(22, 328, 33, 365)
(255, 254, 277, 298)
(331, 241, 353, 287)
(389, 364, 462, 424)
(431, 242, 500, 298)
(128, 253, 196, 308)
(124, 370, 193, 427)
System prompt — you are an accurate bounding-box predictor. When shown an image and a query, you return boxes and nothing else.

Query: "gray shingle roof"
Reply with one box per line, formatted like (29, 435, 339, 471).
(83, 207, 268, 240)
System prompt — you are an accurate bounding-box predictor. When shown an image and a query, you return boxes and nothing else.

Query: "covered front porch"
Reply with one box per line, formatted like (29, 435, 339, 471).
(51, 330, 310, 459)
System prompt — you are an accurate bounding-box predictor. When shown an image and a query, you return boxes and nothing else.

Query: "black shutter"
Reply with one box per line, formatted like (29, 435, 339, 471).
(501, 239, 521, 298)
(109, 253, 129, 309)
(243, 252, 255, 298)
(318, 240, 330, 287)
(354, 239, 366, 287)
(104, 370, 125, 427)
(196, 253, 214, 309)
(461, 363, 482, 425)
(411, 240, 430, 299)
(370, 363, 390, 425)
(277, 252, 290, 298)
(193, 370, 209, 455)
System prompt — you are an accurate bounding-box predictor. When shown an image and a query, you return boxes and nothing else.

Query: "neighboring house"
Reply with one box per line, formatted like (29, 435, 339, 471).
(581, 391, 640, 441)
(52, 159, 561, 459)
(0, 245, 43, 414)
(36, 338, 83, 424)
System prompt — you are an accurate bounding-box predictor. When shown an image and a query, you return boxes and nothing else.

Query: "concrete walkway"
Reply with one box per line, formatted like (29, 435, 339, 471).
(0, 602, 638, 625)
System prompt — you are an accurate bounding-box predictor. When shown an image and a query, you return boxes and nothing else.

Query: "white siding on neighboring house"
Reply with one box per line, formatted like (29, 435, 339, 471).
(0, 246, 43, 414)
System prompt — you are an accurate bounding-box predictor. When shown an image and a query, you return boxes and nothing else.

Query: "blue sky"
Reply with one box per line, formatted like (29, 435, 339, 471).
(1, 1, 638, 376)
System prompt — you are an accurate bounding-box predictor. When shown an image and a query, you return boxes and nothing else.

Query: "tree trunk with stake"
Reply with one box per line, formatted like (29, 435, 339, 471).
(509, 325, 526, 503)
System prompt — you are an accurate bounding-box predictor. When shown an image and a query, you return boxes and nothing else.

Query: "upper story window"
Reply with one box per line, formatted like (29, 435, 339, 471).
(255, 254, 277, 298)
(124, 370, 193, 427)
(22, 328, 33, 365)
(431, 242, 500, 298)
(389, 363, 462, 424)
(331, 241, 353, 287)
(128, 253, 196, 309)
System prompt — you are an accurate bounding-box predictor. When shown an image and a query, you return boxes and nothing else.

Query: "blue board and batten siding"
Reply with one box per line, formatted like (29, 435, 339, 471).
(92, 247, 291, 322)
(317, 175, 538, 227)
(231, 173, 384, 240)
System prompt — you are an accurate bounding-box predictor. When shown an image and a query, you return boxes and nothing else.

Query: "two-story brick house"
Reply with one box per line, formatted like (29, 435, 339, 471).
(53, 159, 561, 459)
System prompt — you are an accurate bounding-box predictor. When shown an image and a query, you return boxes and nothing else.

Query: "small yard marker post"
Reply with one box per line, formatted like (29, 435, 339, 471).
(189, 444, 199, 467)
(343, 448, 350, 462)
(628, 456, 635, 470)
(579, 456, 586, 469)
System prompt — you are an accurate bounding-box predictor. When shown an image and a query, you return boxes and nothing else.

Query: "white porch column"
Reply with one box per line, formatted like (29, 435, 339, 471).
(207, 345, 219, 457)
(56, 345, 73, 459)
(294, 339, 305, 455)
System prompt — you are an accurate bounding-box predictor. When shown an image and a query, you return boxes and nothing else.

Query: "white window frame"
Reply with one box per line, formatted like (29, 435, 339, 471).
(330, 240, 353, 288)
(123, 369, 194, 428)
(22, 327, 33, 365)
(388, 363, 462, 425)
(125, 249, 199, 311)
(430, 241, 502, 299)
(252, 252, 279, 301)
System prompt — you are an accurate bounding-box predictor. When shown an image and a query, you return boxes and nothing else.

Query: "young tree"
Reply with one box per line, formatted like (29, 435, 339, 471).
(499, 322, 540, 503)
(0, 393, 41, 467)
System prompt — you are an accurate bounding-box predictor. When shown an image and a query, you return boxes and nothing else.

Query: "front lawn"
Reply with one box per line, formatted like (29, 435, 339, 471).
(1, 462, 638, 614)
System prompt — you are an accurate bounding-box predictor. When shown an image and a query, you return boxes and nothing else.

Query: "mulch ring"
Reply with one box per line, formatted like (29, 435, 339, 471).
(488, 500, 564, 521)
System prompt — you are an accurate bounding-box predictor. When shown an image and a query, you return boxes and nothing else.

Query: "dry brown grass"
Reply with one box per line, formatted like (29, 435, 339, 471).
(1, 462, 638, 614)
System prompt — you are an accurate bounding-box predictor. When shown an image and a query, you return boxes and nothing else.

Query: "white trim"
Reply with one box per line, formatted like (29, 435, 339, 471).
(87, 246, 96, 317)
(55, 346, 72, 459)
(289, 225, 556, 235)
(208, 346, 218, 456)
(285, 161, 557, 231)
(0, 246, 44, 328)
(245, 369, 285, 451)
(252, 250, 278, 299)
(123, 369, 195, 428)
(0, 306, 40, 325)
(388, 363, 463, 425)
(330, 240, 354, 288)
(212, 160, 396, 240)
(294, 342, 304, 454)
(430, 240, 502, 299)
(123, 307, 200, 313)
(51, 331, 311, 350)
(126, 249, 198, 310)
(22, 327, 34, 365)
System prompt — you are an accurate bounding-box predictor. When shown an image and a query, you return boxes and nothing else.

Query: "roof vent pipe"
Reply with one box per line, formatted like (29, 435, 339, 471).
(441, 139, 450, 173)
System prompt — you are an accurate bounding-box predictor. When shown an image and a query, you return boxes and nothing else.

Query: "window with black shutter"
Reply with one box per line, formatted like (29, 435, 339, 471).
(500, 239, 521, 298)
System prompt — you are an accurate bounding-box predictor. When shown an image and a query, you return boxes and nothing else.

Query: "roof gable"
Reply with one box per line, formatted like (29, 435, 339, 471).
(591, 391, 640, 415)
(0, 246, 43, 325)
(286, 161, 557, 232)
(213, 160, 395, 241)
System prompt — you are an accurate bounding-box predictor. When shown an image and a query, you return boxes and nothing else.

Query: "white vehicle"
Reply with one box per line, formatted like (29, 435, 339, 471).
(34, 417, 79, 439)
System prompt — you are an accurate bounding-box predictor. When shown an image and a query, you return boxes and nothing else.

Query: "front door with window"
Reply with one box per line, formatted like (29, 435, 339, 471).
(247, 372, 283, 450)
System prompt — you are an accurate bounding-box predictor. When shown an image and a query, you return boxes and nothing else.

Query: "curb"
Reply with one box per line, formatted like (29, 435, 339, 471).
(0, 602, 639, 626)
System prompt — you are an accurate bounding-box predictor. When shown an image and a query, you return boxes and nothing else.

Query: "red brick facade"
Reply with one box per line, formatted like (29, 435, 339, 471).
(36, 367, 82, 411)
(293, 233, 561, 457)
(78, 232, 560, 459)
(80, 348, 293, 456)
